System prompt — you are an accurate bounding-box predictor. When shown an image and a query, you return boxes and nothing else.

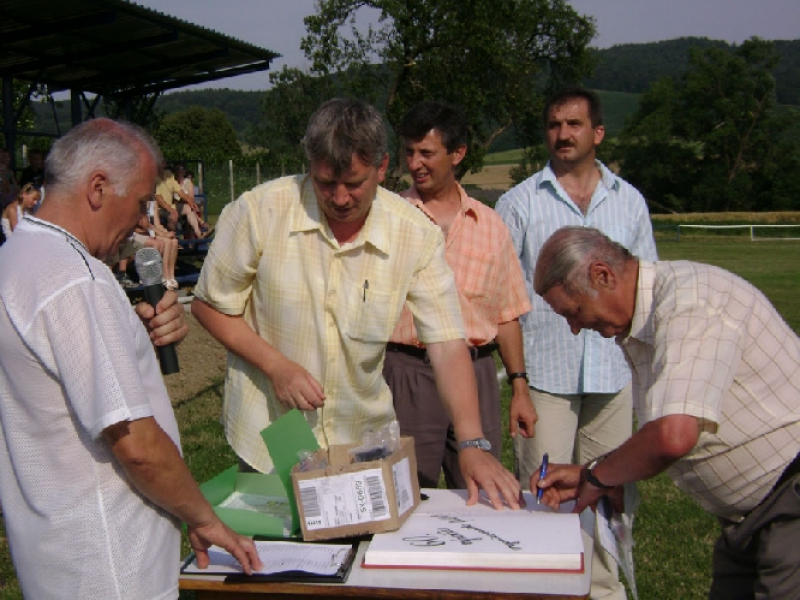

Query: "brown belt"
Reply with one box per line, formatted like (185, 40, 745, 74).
(386, 342, 498, 363)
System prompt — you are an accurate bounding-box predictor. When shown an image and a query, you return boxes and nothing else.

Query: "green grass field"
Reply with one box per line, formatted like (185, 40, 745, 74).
(1, 237, 798, 599)
(483, 148, 524, 166)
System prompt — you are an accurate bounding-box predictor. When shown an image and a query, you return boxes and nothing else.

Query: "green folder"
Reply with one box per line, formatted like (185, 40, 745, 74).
(261, 409, 321, 533)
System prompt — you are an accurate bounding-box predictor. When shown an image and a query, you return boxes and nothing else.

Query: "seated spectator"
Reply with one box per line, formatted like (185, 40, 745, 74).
(2, 183, 41, 241)
(132, 213, 180, 290)
(154, 167, 206, 239)
(174, 163, 211, 237)
(174, 163, 195, 201)
(109, 215, 180, 291)
(183, 171, 205, 218)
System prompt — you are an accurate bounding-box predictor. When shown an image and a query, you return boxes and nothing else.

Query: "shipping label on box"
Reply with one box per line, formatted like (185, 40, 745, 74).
(297, 467, 391, 530)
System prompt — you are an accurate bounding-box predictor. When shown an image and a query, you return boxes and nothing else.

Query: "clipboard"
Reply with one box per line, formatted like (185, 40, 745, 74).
(180, 539, 359, 584)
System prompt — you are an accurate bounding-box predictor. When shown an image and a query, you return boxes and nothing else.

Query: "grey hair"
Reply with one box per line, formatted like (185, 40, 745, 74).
(302, 98, 387, 175)
(534, 226, 633, 297)
(45, 118, 163, 197)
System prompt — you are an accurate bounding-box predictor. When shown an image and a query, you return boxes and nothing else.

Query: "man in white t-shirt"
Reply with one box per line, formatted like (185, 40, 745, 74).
(0, 118, 261, 599)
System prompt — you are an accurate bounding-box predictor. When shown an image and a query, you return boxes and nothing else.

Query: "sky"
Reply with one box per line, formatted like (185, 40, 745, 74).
(131, 0, 800, 92)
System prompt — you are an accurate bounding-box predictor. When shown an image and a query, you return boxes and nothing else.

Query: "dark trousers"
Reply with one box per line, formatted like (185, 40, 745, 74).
(709, 473, 800, 600)
(383, 349, 501, 489)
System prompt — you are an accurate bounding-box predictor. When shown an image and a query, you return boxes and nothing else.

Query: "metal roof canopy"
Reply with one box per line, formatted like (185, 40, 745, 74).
(0, 0, 279, 151)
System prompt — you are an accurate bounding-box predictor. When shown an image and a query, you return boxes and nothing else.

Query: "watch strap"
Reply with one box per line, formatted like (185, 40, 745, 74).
(458, 438, 492, 452)
(507, 371, 528, 384)
(585, 457, 614, 491)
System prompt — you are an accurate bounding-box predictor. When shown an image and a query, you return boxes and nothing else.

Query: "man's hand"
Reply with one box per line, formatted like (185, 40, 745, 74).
(460, 448, 523, 510)
(269, 355, 326, 410)
(188, 520, 263, 575)
(192, 300, 319, 406)
(509, 390, 537, 438)
(153, 193, 170, 211)
(537, 416, 699, 512)
(105, 417, 263, 576)
(535, 463, 614, 513)
(134, 289, 188, 346)
(534, 463, 583, 510)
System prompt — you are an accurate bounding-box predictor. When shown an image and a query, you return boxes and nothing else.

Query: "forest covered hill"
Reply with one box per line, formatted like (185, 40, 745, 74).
(583, 37, 800, 105)
(33, 37, 800, 140)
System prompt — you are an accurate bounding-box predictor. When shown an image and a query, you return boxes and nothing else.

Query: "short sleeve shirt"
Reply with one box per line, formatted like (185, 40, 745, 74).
(622, 261, 800, 519)
(194, 175, 464, 472)
(390, 183, 530, 346)
(155, 175, 182, 208)
(0, 217, 181, 599)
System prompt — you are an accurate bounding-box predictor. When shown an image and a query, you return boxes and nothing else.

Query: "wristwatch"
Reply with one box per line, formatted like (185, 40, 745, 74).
(584, 455, 615, 491)
(458, 438, 492, 452)
(507, 371, 529, 384)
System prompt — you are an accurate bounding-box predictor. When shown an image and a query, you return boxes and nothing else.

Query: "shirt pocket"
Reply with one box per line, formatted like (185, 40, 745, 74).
(342, 281, 398, 343)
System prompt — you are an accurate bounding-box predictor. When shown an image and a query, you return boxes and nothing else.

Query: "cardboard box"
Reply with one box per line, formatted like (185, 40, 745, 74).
(200, 465, 299, 537)
(292, 436, 421, 541)
(200, 411, 420, 542)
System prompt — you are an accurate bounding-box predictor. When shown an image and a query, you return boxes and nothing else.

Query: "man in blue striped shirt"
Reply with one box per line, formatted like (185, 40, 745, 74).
(496, 87, 657, 600)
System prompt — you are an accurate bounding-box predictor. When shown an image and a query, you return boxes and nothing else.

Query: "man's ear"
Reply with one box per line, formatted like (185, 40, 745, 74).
(450, 144, 467, 168)
(589, 261, 616, 290)
(593, 125, 606, 147)
(376, 154, 390, 184)
(87, 171, 109, 210)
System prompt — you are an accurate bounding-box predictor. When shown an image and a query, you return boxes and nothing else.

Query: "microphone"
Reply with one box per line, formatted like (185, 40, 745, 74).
(134, 247, 180, 375)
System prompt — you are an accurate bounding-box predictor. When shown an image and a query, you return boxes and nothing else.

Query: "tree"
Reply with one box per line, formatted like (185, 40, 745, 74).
(154, 106, 241, 164)
(1, 81, 51, 156)
(616, 38, 800, 213)
(253, 67, 337, 175)
(266, 0, 594, 186)
(103, 92, 163, 132)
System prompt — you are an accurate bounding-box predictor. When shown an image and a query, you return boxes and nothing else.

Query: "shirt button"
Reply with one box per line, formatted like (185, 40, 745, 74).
(328, 289, 336, 296)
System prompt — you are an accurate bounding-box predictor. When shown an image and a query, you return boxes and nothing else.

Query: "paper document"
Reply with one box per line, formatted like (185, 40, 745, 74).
(182, 540, 353, 576)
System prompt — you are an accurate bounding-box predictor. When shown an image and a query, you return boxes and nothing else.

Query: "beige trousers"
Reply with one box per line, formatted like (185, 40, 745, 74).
(514, 386, 633, 600)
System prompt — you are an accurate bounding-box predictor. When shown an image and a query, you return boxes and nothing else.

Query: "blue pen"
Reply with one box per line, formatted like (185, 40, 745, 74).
(536, 453, 549, 504)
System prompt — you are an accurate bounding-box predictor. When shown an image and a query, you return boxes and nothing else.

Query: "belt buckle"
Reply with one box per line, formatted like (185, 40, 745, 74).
(469, 346, 479, 360)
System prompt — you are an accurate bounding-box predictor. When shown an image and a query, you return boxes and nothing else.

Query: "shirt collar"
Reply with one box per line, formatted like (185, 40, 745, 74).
(21, 215, 90, 253)
(294, 175, 390, 255)
(403, 181, 478, 225)
(622, 260, 657, 345)
(540, 159, 622, 194)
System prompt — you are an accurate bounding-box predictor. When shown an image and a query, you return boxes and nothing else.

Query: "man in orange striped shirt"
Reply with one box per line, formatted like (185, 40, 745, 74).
(384, 101, 536, 489)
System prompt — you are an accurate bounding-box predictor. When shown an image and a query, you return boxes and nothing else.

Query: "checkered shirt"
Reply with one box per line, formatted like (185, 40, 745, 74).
(622, 261, 800, 519)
